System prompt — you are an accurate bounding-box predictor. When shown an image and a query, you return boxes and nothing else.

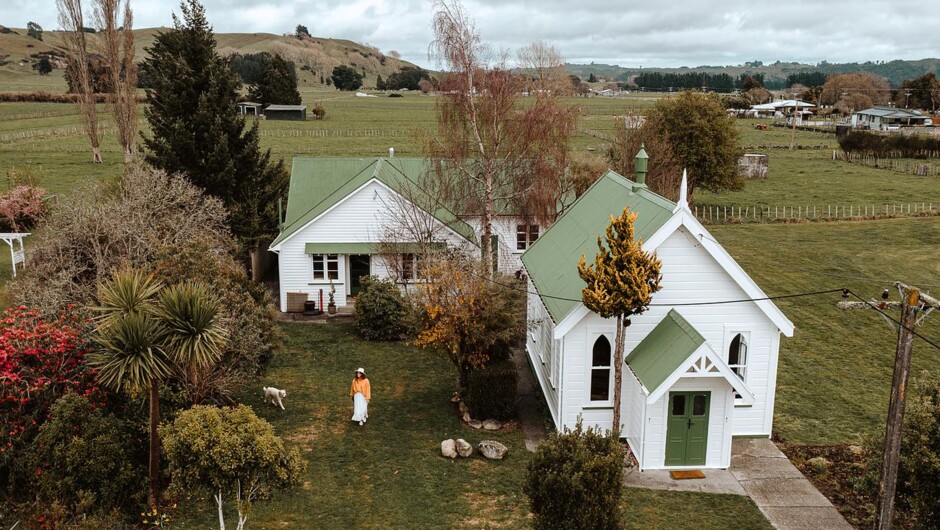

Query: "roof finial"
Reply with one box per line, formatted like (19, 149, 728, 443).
(677, 168, 689, 211)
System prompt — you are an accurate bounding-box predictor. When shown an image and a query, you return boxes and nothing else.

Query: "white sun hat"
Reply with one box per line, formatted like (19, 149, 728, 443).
(356, 367, 365, 374)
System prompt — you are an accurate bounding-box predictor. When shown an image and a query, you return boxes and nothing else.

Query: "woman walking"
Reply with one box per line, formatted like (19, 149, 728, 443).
(350, 367, 370, 426)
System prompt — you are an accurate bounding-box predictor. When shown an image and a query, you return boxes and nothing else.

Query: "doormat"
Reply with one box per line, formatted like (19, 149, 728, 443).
(670, 470, 706, 480)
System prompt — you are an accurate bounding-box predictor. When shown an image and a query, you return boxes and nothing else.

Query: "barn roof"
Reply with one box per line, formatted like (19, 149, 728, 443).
(520, 170, 673, 322)
(270, 157, 476, 248)
(854, 107, 928, 119)
(265, 104, 307, 111)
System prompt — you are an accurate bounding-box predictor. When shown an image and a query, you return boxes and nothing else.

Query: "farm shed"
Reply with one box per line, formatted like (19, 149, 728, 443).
(264, 104, 307, 121)
(738, 153, 769, 179)
(237, 102, 263, 116)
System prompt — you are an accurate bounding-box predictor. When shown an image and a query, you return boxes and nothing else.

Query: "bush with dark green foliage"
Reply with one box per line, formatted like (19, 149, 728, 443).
(385, 66, 431, 91)
(354, 276, 412, 341)
(35, 56, 52, 75)
(863, 372, 940, 529)
(26, 22, 42, 41)
(839, 130, 940, 158)
(464, 359, 517, 420)
(248, 53, 301, 106)
(524, 419, 625, 530)
(28, 393, 145, 520)
(331, 64, 364, 91)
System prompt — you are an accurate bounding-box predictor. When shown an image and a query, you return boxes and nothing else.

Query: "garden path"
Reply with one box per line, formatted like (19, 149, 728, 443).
(512, 349, 548, 452)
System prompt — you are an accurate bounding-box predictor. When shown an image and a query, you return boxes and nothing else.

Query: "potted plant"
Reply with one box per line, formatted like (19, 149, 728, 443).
(327, 279, 337, 314)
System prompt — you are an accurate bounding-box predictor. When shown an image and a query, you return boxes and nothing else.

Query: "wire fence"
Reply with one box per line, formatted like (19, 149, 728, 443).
(696, 202, 939, 224)
(257, 128, 409, 138)
(0, 124, 117, 143)
(841, 153, 940, 176)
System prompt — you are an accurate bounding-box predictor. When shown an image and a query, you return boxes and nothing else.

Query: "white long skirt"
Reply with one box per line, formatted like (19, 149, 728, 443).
(352, 392, 368, 423)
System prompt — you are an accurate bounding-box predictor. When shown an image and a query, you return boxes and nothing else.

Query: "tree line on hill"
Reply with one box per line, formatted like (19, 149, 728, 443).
(632, 72, 766, 93)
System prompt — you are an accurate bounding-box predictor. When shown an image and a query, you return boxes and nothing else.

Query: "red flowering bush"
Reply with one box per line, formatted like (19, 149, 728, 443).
(0, 306, 103, 487)
(0, 185, 46, 232)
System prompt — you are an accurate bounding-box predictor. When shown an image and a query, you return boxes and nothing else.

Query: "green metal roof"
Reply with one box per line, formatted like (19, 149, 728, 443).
(626, 310, 705, 394)
(271, 158, 477, 247)
(520, 169, 675, 322)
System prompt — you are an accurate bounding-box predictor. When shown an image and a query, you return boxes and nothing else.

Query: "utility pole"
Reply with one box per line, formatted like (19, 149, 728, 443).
(838, 283, 939, 530)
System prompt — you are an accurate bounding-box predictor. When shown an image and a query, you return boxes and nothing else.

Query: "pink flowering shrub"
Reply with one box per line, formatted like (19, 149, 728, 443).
(0, 185, 46, 232)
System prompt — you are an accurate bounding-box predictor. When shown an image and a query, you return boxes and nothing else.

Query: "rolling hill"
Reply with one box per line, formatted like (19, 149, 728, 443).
(0, 26, 422, 92)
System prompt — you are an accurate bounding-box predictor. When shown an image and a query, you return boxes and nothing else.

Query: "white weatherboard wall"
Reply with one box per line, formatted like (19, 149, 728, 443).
(463, 216, 532, 274)
(526, 284, 560, 426)
(276, 179, 470, 311)
(557, 226, 780, 438)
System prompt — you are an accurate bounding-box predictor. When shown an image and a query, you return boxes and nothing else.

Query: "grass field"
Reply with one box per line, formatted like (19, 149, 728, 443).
(171, 321, 772, 529)
(712, 217, 940, 445)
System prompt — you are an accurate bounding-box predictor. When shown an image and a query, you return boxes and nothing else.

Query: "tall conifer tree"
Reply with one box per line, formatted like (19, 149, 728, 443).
(142, 0, 286, 259)
(248, 53, 301, 106)
(578, 207, 662, 433)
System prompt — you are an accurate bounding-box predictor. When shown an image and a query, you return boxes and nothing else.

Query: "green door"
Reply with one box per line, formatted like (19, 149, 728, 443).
(348, 255, 371, 296)
(665, 391, 710, 466)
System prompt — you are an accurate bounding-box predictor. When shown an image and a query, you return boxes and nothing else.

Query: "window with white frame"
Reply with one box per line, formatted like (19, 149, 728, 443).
(590, 335, 612, 401)
(312, 254, 339, 280)
(728, 333, 748, 380)
(400, 253, 428, 282)
(516, 224, 539, 250)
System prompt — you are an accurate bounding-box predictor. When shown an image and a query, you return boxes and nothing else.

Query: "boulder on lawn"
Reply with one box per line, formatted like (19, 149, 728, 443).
(468, 419, 483, 429)
(482, 419, 501, 431)
(459, 401, 469, 414)
(441, 439, 457, 458)
(462, 411, 472, 422)
(456, 438, 473, 457)
(478, 440, 508, 460)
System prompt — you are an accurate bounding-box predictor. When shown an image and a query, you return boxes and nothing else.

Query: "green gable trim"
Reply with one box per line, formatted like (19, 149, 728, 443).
(520, 169, 675, 323)
(271, 158, 477, 248)
(626, 310, 705, 394)
(304, 242, 446, 254)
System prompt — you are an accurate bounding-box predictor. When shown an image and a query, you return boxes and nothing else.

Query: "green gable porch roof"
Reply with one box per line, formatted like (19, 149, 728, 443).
(520, 170, 674, 322)
(625, 309, 705, 394)
(271, 157, 477, 248)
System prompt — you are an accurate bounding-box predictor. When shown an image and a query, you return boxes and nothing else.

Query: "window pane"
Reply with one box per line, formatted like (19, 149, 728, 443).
(729, 334, 741, 365)
(312, 255, 324, 279)
(693, 395, 707, 416)
(516, 225, 527, 250)
(672, 394, 686, 416)
(327, 257, 339, 280)
(590, 369, 610, 400)
(529, 225, 539, 242)
(402, 253, 414, 279)
(592, 335, 611, 366)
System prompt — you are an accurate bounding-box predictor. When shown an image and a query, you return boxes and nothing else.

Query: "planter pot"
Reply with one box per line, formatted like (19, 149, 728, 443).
(328, 304, 337, 314)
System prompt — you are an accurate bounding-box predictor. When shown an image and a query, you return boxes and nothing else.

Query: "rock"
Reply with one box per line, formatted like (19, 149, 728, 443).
(847, 445, 865, 456)
(478, 440, 508, 460)
(468, 419, 483, 429)
(450, 393, 461, 403)
(441, 439, 457, 458)
(459, 401, 469, 414)
(807, 456, 831, 473)
(482, 419, 501, 431)
(456, 438, 473, 457)
(462, 411, 472, 422)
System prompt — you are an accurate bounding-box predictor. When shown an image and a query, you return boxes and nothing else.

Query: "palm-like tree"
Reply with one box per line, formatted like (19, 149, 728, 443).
(89, 270, 227, 508)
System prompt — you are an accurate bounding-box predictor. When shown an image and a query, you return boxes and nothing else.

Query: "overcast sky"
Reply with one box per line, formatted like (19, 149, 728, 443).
(6, 0, 940, 68)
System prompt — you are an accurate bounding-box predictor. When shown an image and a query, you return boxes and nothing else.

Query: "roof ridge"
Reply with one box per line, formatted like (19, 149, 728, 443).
(276, 158, 378, 237)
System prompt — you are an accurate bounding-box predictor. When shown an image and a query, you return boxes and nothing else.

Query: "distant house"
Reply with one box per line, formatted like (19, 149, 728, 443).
(268, 156, 540, 311)
(851, 107, 932, 130)
(750, 99, 815, 119)
(264, 104, 307, 121)
(522, 170, 793, 470)
(237, 102, 263, 116)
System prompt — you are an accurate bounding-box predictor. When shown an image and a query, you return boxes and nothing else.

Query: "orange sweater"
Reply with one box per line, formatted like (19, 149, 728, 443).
(350, 378, 371, 401)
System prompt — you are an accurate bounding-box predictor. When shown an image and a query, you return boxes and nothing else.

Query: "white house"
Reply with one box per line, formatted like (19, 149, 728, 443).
(268, 156, 542, 311)
(851, 107, 932, 130)
(521, 169, 794, 470)
(750, 99, 815, 119)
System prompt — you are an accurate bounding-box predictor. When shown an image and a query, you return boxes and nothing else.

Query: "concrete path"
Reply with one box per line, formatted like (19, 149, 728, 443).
(623, 438, 853, 530)
(512, 350, 548, 452)
(731, 439, 853, 530)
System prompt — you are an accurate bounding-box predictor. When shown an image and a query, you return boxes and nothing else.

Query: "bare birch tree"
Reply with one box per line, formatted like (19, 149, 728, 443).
(517, 40, 571, 96)
(58, 0, 102, 163)
(428, 0, 578, 275)
(95, 0, 138, 163)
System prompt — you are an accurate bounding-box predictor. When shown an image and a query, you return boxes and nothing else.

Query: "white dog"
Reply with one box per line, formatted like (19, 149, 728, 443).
(263, 386, 287, 410)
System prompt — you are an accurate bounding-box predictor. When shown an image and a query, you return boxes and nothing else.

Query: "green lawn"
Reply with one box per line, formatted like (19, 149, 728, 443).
(173, 322, 771, 529)
(713, 217, 940, 444)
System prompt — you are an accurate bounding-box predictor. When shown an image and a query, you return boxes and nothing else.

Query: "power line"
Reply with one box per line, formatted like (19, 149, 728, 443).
(845, 289, 940, 352)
